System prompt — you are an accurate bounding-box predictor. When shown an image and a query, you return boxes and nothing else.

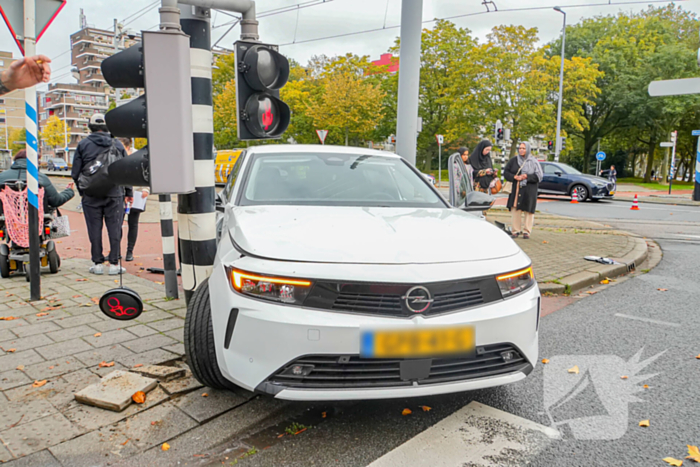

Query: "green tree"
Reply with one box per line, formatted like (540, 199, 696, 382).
(40, 115, 67, 149)
(8, 128, 26, 154)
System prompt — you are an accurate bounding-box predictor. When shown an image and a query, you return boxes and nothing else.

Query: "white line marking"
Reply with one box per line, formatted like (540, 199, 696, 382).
(368, 401, 559, 467)
(670, 234, 700, 239)
(615, 313, 680, 327)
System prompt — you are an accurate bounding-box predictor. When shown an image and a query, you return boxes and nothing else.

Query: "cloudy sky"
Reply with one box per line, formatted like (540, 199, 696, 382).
(0, 0, 699, 90)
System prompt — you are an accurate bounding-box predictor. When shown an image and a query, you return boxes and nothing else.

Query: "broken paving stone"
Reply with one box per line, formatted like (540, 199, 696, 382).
(74, 370, 157, 412)
(131, 364, 185, 382)
(160, 374, 203, 395)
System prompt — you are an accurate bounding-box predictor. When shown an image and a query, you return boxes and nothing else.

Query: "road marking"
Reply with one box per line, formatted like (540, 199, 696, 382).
(615, 313, 680, 327)
(368, 401, 560, 467)
(670, 234, 700, 239)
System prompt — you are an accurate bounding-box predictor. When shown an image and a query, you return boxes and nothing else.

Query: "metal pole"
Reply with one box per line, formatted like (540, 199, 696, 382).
(438, 141, 441, 187)
(159, 195, 178, 299)
(694, 136, 700, 201)
(24, 0, 40, 300)
(669, 135, 677, 195)
(554, 7, 566, 163)
(395, 0, 423, 166)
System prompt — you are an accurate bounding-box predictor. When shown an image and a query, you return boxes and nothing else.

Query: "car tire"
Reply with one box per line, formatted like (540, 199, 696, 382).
(571, 184, 589, 202)
(47, 241, 60, 274)
(0, 251, 9, 278)
(185, 278, 248, 394)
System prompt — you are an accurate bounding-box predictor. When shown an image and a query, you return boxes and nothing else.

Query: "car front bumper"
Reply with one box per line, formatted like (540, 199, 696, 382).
(208, 264, 540, 401)
(591, 184, 615, 198)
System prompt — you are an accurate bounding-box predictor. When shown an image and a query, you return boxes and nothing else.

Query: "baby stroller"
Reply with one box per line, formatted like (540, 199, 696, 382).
(0, 180, 61, 281)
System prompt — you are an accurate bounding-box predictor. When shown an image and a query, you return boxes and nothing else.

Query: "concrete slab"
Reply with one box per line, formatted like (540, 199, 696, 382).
(116, 348, 178, 368)
(74, 370, 157, 412)
(0, 449, 60, 467)
(0, 399, 57, 431)
(0, 413, 80, 458)
(173, 388, 247, 423)
(0, 442, 12, 463)
(131, 364, 185, 382)
(160, 374, 203, 395)
(0, 370, 32, 391)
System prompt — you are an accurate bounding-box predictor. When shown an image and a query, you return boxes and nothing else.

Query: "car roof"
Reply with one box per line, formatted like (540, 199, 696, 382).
(244, 144, 401, 159)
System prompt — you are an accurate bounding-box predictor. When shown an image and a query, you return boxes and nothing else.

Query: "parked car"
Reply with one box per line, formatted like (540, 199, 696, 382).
(538, 162, 615, 201)
(189, 144, 539, 401)
(421, 173, 436, 185)
(47, 158, 69, 171)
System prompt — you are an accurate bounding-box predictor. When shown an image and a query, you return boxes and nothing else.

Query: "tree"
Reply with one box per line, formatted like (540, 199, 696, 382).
(40, 115, 67, 149)
(8, 128, 26, 154)
(213, 80, 240, 150)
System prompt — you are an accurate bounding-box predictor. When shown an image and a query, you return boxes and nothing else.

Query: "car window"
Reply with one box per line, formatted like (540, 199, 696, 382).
(543, 164, 559, 174)
(559, 163, 581, 175)
(239, 153, 446, 208)
(222, 151, 246, 203)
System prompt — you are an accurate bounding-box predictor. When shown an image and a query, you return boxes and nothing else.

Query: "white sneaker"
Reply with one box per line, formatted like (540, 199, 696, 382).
(109, 264, 126, 275)
(89, 264, 104, 275)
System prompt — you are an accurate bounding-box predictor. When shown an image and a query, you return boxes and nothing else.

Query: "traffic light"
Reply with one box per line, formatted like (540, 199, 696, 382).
(101, 31, 194, 194)
(497, 128, 504, 141)
(548, 140, 553, 151)
(235, 41, 291, 140)
(561, 136, 567, 150)
(494, 120, 503, 143)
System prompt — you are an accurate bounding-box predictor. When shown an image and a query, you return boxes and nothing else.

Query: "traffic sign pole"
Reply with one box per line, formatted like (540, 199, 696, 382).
(436, 134, 443, 187)
(669, 131, 677, 195)
(695, 135, 700, 201)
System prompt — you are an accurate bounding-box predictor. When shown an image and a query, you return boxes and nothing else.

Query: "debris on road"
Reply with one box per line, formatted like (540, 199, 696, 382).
(131, 364, 186, 382)
(75, 370, 157, 412)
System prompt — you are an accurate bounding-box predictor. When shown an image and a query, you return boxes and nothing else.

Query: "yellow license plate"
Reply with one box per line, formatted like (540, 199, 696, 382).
(361, 327, 475, 358)
(609, 191, 615, 195)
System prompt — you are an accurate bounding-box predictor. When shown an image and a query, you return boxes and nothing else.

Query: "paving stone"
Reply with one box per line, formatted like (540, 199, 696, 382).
(88, 360, 128, 377)
(35, 338, 93, 360)
(81, 329, 138, 348)
(22, 310, 71, 325)
(5, 301, 30, 309)
(121, 334, 176, 353)
(0, 350, 44, 373)
(162, 343, 185, 356)
(22, 358, 86, 380)
(0, 448, 61, 467)
(148, 299, 186, 311)
(0, 334, 54, 353)
(0, 399, 57, 431)
(0, 442, 11, 463)
(147, 318, 184, 332)
(75, 370, 157, 412)
(0, 413, 80, 458)
(0, 370, 32, 391)
(116, 348, 178, 368)
(131, 364, 185, 382)
(9, 321, 61, 338)
(163, 328, 184, 342)
(1, 307, 41, 318)
(0, 318, 29, 331)
(167, 307, 187, 319)
(53, 313, 103, 329)
(49, 402, 197, 466)
(126, 324, 158, 338)
(173, 388, 247, 423)
(160, 374, 203, 396)
(135, 309, 176, 323)
(0, 329, 15, 342)
(86, 318, 134, 332)
(45, 324, 97, 343)
(58, 305, 97, 317)
(73, 344, 135, 367)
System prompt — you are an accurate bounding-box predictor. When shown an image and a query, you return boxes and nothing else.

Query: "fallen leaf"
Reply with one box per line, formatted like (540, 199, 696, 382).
(32, 380, 47, 388)
(658, 288, 669, 292)
(568, 365, 580, 374)
(696, 355, 700, 359)
(72, 295, 82, 298)
(541, 358, 550, 364)
(135, 263, 143, 266)
(402, 408, 412, 416)
(600, 279, 610, 284)
(114, 280, 119, 284)
(0, 316, 17, 321)
(98, 361, 115, 368)
(687, 445, 700, 463)
(155, 257, 162, 260)
(321, 412, 327, 418)
(48, 366, 54, 369)
(122, 439, 130, 446)
(277, 433, 285, 438)
(36, 312, 49, 317)
(16, 365, 24, 370)
(161, 443, 170, 451)
(586, 291, 597, 295)
(132, 391, 146, 404)
(621, 375, 628, 380)
(133, 364, 143, 368)
(76, 278, 88, 282)
(202, 392, 208, 397)
(93, 333, 102, 337)
(644, 384, 649, 389)
(420, 406, 432, 412)
(91, 297, 99, 304)
(639, 420, 650, 427)
(5, 348, 16, 353)
(663, 458, 683, 466)
(542, 240, 549, 244)
(79, 303, 93, 307)
(155, 281, 164, 285)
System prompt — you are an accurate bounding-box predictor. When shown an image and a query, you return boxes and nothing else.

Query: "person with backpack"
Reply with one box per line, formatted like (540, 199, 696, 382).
(71, 114, 133, 275)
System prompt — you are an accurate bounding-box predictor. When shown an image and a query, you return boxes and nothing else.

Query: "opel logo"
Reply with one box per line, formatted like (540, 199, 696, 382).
(402, 286, 434, 313)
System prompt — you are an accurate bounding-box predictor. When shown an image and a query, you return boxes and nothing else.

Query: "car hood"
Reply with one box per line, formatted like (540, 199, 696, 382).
(229, 206, 520, 264)
(576, 174, 610, 184)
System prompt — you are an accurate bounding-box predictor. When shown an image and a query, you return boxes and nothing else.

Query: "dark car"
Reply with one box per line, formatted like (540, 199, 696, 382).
(47, 158, 69, 171)
(538, 162, 615, 202)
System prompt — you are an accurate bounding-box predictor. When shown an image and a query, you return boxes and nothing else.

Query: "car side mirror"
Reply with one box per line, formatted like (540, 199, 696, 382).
(215, 192, 225, 213)
(464, 191, 495, 212)
(554, 171, 562, 176)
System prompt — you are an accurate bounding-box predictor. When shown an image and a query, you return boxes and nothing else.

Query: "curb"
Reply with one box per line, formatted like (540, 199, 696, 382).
(615, 195, 700, 207)
(538, 235, 648, 295)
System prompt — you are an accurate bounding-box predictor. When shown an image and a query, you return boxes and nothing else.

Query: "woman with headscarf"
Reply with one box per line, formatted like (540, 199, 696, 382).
(504, 141, 543, 239)
(468, 139, 498, 194)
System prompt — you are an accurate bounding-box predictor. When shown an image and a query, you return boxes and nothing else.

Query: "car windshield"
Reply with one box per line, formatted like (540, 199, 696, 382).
(558, 163, 581, 175)
(239, 153, 446, 208)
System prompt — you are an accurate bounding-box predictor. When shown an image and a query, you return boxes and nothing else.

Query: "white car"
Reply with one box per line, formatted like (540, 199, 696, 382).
(186, 145, 540, 401)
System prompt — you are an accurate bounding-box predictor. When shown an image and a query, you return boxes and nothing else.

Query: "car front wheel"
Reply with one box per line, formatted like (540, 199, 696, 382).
(571, 184, 589, 202)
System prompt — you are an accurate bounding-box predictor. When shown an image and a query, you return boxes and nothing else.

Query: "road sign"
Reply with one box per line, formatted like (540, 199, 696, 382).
(316, 129, 328, 145)
(692, 130, 700, 136)
(596, 151, 606, 161)
(660, 142, 674, 148)
(0, 0, 65, 55)
(435, 134, 443, 145)
(648, 77, 700, 97)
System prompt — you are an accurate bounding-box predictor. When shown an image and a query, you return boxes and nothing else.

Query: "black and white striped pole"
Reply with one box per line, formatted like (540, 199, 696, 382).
(158, 194, 178, 299)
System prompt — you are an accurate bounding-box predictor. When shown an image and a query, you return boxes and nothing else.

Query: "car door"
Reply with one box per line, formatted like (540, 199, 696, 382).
(216, 151, 246, 243)
(539, 163, 560, 193)
(447, 152, 472, 208)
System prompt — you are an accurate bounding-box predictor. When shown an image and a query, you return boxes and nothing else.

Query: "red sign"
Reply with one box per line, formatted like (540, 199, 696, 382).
(0, 0, 67, 56)
(261, 101, 273, 131)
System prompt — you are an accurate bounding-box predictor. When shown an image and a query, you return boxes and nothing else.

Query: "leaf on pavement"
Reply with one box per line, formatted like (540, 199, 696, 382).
(402, 408, 412, 416)
(568, 365, 579, 374)
(98, 361, 115, 368)
(420, 406, 432, 412)
(161, 443, 170, 451)
(36, 312, 50, 317)
(16, 365, 24, 370)
(132, 391, 146, 404)
(201, 393, 208, 397)
(586, 291, 597, 295)
(541, 359, 550, 364)
(621, 375, 628, 380)
(41, 306, 61, 312)
(663, 458, 683, 466)
(542, 241, 549, 244)
(76, 278, 88, 282)
(133, 364, 143, 368)
(643, 384, 649, 389)
(321, 412, 327, 418)
(658, 288, 669, 292)
(114, 280, 119, 284)
(72, 295, 82, 298)
(93, 333, 102, 337)
(0, 316, 17, 320)
(91, 297, 99, 304)
(79, 303, 93, 307)
(32, 380, 47, 388)
(600, 279, 610, 284)
(695, 355, 700, 360)
(5, 348, 16, 353)
(686, 445, 700, 463)
(639, 420, 649, 427)
(155, 282, 164, 285)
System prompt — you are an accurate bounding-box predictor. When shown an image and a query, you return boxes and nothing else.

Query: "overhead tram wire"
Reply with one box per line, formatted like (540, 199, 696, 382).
(278, 0, 688, 47)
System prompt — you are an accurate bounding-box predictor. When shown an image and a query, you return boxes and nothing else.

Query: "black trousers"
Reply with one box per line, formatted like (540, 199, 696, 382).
(127, 208, 143, 252)
(82, 195, 124, 265)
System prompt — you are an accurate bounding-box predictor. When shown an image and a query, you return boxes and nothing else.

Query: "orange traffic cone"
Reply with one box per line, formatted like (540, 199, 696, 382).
(630, 194, 640, 210)
(570, 191, 579, 204)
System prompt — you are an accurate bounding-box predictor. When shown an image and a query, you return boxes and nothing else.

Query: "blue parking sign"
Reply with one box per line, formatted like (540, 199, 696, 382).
(596, 151, 606, 161)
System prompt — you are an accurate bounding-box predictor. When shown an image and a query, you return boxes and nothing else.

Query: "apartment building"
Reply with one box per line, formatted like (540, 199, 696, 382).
(0, 51, 26, 166)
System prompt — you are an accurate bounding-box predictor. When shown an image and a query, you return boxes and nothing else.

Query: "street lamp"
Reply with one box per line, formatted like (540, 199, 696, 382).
(554, 6, 566, 162)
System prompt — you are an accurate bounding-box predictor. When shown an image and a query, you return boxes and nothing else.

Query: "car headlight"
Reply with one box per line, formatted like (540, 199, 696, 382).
(226, 267, 313, 305)
(496, 266, 535, 298)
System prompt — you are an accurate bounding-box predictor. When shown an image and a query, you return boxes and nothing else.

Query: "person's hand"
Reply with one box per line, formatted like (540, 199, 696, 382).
(1, 55, 51, 91)
(125, 197, 134, 205)
(66, 182, 74, 190)
(141, 190, 149, 199)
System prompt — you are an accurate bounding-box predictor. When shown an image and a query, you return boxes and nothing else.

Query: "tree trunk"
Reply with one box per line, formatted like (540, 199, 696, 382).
(345, 127, 349, 146)
(644, 139, 656, 183)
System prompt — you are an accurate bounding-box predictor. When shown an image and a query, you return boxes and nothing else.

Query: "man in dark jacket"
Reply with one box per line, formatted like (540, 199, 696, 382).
(0, 150, 74, 207)
(71, 114, 133, 275)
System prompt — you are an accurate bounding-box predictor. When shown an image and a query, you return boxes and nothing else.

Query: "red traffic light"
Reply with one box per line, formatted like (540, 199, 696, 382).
(244, 94, 290, 138)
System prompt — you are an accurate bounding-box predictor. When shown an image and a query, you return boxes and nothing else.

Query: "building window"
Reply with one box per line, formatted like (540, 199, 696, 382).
(0, 99, 4, 105)
(0, 118, 5, 124)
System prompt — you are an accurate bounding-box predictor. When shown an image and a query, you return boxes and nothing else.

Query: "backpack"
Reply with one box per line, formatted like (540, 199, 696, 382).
(78, 142, 120, 198)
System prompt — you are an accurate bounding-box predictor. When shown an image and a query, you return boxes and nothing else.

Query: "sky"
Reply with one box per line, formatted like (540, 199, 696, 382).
(0, 0, 699, 91)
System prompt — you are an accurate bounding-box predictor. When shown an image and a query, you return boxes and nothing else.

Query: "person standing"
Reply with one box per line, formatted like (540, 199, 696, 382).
(468, 140, 498, 194)
(71, 114, 132, 275)
(118, 138, 149, 262)
(504, 142, 543, 240)
(0, 150, 74, 207)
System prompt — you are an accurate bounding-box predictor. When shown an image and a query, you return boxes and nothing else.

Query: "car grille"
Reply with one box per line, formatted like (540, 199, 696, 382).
(332, 289, 484, 316)
(266, 343, 529, 389)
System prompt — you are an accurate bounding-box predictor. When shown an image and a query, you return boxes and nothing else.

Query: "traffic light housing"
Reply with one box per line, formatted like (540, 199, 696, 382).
(548, 140, 553, 151)
(101, 31, 194, 194)
(235, 41, 291, 140)
(497, 128, 504, 141)
(561, 137, 567, 151)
